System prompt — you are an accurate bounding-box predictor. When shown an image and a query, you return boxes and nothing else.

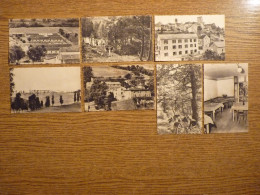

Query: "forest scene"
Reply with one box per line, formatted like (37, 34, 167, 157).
(157, 64, 202, 134)
(81, 16, 152, 62)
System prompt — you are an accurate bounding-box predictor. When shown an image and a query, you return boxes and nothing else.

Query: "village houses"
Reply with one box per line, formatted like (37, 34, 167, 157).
(86, 77, 151, 102)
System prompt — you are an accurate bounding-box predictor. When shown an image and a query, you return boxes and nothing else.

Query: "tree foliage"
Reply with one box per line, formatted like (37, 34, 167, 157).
(82, 16, 152, 60)
(9, 46, 25, 64)
(89, 80, 108, 109)
(82, 18, 95, 37)
(203, 49, 224, 60)
(28, 94, 41, 111)
(83, 67, 93, 87)
(11, 93, 28, 112)
(51, 95, 55, 106)
(27, 45, 47, 62)
(45, 96, 50, 107)
(157, 64, 202, 134)
(107, 16, 152, 60)
(59, 95, 63, 105)
(10, 68, 15, 97)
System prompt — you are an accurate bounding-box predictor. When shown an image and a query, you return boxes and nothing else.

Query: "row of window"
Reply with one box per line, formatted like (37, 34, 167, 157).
(164, 44, 197, 50)
(163, 39, 197, 44)
(164, 49, 197, 56)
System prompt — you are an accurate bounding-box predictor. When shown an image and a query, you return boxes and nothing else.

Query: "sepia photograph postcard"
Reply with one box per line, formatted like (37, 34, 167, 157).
(10, 67, 81, 113)
(155, 15, 225, 61)
(204, 63, 248, 133)
(81, 16, 153, 63)
(83, 65, 154, 111)
(9, 18, 80, 65)
(157, 64, 202, 134)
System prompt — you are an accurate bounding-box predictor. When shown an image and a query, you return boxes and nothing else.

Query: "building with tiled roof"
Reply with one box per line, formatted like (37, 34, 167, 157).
(156, 33, 199, 60)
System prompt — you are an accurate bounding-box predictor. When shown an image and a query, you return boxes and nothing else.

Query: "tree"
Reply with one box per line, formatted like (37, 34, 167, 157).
(83, 67, 93, 88)
(74, 92, 76, 102)
(27, 45, 47, 63)
(9, 68, 15, 97)
(9, 46, 25, 64)
(157, 64, 202, 133)
(76, 91, 80, 102)
(203, 49, 222, 60)
(28, 94, 37, 111)
(59, 28, 64, 35)
(89, 80, 108, 109)
(107, 92, 116, 110)
(106, 16, 151, 60)
(51, 95, 55, 106)
(65, 33, 70, 39)
(82, 18, 94, 37)
(12, 93, 22, 111)
(45, 96, 50, 107)
(147, 77, 154, 96)
(124, 73, 132, 80)
(59, 95, 63, 105)
(36, 97, 41, 109)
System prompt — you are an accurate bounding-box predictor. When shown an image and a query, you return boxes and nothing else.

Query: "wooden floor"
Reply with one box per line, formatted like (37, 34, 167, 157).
(1, 0, 260, 194)
(210, 108, 248, 133)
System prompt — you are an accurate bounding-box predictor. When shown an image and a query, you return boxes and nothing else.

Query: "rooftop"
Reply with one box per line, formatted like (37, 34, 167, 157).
(126, 88, 149, 91)
(60, 54, 80, 60)
(158, 33, 198, 40)
(213, 41, 225, 48)
(199, 34, 208, 39)
(106, 81, 121, 85)
(60, 46, 79, 52)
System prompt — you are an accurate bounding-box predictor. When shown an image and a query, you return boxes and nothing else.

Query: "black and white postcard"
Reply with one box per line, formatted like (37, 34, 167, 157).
(157, 64, 202, 134)
(83, 65, 154, 111)
(155, 15, 225, 61)
(10, 67, 81, 113)
(9, 18, 80, 65)
(204, 63, 248, 133)
(81, 16, 152, 63)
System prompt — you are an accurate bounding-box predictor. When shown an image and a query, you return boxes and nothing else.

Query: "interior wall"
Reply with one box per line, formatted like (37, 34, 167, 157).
(204, 78, 218, 101)
(217, 77, 234, 97)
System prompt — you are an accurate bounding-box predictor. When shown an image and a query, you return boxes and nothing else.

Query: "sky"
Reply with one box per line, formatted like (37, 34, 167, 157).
(12, 67, 81, 92)
(155, 15, 225, 28)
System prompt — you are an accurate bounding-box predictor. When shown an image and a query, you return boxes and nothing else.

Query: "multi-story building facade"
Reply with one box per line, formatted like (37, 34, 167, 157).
(156, 33, 199, 61)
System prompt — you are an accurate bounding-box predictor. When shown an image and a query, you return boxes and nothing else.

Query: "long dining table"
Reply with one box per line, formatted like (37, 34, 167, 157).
(231, 102, 248, 122)
(204, 102, 224, 121)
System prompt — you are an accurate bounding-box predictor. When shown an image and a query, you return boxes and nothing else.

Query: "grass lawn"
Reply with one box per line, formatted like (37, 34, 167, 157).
(31, 102, 81, 113)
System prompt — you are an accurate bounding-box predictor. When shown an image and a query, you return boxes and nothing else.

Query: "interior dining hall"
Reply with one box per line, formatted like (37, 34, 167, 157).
(204, 63, 248, 133)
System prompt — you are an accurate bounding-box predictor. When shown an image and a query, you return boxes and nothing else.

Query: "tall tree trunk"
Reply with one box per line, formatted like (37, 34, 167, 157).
(190, 68, 198, 122)
(147, 18, 153, 61)
(139, 33, 144, 61)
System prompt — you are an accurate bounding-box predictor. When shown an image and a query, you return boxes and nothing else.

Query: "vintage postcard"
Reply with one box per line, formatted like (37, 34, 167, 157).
(157, 64, 202, 134)
(204, 63, 248, 133)
(9, 18, 80, 65)
(81, 16, 152, 63)
(155, 15, 225, 61)
(83, 65, 154, 111)
(10, 67, 81, 113)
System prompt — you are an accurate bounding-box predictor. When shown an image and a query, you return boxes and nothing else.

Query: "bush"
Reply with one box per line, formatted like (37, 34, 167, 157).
(45, 96, 50, 107)
(120, 43, 140, 55)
